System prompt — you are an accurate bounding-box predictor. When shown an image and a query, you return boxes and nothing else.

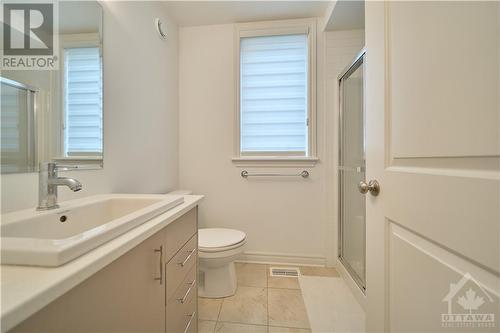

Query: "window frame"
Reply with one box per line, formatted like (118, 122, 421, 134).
(233, 19, 318, 167)
(59, 33, 103, 160)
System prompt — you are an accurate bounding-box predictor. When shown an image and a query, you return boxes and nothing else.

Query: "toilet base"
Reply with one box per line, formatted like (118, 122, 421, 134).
(198, 262, 237, 298)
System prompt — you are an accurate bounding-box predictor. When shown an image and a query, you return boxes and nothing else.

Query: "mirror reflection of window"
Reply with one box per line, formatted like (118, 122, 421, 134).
(63, 46, 103, 157)
(0, 1, 103, 174)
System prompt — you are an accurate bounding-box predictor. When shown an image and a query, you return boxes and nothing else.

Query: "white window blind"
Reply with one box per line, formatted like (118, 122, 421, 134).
(64, 47, 103, 155)
(240, 33, 308, 155)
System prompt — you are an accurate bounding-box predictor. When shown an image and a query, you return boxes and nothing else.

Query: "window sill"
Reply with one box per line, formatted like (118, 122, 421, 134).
(232, 156, 319, 167)
(52, 156, 103, 168)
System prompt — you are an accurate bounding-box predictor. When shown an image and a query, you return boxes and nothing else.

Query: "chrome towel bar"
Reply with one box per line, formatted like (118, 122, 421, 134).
(241, 170, 309, 178)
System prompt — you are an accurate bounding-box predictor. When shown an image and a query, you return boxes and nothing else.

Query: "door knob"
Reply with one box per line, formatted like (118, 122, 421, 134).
(358, 180, 380, 196)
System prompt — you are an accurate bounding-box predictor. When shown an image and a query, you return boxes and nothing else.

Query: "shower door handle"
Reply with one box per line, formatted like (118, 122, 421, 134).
(358, 180, 380, 196)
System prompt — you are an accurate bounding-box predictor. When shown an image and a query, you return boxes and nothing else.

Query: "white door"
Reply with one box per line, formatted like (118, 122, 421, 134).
(365, 2, 500, 332)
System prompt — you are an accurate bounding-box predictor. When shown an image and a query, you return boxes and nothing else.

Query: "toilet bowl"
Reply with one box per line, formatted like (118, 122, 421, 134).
(198, 228, 246, 298)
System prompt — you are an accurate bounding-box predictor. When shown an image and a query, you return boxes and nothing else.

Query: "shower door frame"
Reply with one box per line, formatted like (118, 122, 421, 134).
(337, 48, 366, 293)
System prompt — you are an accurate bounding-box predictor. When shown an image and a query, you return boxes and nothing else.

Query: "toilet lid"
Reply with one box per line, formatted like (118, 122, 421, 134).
(198, 228, 246, 249)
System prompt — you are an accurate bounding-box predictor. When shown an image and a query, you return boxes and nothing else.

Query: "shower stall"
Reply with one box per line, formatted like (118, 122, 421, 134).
(0, 77, 37, 173)
(338, 49, 366, 291)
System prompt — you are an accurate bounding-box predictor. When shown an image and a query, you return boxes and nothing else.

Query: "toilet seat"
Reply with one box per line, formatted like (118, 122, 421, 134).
(199, 240, 246, 253)
(199, 228, 246, 253)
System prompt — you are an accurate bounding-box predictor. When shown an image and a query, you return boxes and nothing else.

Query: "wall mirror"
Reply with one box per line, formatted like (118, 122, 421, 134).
(1, 1, 103, 174)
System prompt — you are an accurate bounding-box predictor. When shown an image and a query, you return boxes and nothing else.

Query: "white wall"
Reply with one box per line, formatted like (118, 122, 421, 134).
(101, 2, 179, 194)
(177, 24, 364, 265)
(178, 23, 329, 265)
(1, 2, 179, 213)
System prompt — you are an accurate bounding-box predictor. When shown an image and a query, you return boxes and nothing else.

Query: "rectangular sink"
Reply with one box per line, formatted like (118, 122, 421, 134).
(1, 194, 184, 267)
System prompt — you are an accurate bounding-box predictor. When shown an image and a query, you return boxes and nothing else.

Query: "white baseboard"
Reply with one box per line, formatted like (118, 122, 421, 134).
(237, 251, 326, 267)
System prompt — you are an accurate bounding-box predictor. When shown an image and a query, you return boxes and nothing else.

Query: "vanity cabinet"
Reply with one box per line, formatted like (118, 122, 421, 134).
(9, 208, 198, 333)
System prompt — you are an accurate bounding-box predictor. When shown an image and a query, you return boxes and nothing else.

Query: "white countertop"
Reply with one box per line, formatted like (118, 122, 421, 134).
(0, 194, 203, 333)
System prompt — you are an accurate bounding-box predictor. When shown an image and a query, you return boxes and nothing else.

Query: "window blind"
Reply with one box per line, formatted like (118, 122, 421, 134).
(240, 33, 308, 154)
(64, 47, 102, 155)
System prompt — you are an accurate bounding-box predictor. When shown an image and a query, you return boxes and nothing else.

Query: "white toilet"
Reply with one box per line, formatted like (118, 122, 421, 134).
(198, 228, 246, 298)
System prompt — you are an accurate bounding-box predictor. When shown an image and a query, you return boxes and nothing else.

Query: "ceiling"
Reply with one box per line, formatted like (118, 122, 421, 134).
(324, 0, 364, 31)
(59, 1, 101, 34)
(163, 1, 332, 27)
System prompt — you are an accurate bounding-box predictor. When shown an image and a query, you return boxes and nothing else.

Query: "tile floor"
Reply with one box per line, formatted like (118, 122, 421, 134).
(198, 263, 340, 333)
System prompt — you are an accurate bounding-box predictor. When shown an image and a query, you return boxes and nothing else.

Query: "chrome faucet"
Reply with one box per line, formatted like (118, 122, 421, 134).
(37, 162, 83, 211)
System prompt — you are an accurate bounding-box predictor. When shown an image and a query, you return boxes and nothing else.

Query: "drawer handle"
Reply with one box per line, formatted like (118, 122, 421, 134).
(154, 246, 163, 285)
(183, 311, 196, 333)
(177, 280, 196, 304)
(178, 249, 196, 267)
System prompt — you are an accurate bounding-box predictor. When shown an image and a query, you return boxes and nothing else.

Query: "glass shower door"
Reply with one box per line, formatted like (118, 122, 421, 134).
(0, 78, 37, 173)
(338, 51, 366, 290)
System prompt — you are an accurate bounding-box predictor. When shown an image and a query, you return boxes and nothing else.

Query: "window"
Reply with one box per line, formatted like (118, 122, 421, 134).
(63, 46, 103, 156)
(235, 20, 316, 164)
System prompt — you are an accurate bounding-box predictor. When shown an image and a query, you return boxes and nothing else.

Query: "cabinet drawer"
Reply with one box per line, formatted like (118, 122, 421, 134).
(166, 233, 197, 301)
(165, 208, 197, 261)
(166, 266, 197, 333)
(184, 307, 197, 333)
(166, 297, 196, 333)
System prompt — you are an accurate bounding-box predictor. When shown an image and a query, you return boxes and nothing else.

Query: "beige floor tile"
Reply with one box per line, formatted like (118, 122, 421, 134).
(268, 327, 312, 333)
(236, 263, 268, 287)
(268, 273, 300, 289)
(198, 298, 223, 321)
(198, 320, 217, 333)
(215, 322, 267, 333)
(268, 288, 310, 329)
(218, 286, 268, 325)
(300, 266, 339, 277)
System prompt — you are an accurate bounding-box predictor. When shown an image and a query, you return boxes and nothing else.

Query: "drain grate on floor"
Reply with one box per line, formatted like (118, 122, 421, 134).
(269, 267, 301, 278)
